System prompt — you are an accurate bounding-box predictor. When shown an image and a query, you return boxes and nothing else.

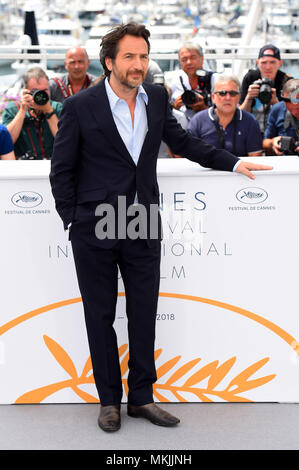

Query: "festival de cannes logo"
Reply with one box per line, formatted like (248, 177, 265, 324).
(236, 187, 268, 205)
(11, 191, 43, 208)
(1, 294, 299, 404)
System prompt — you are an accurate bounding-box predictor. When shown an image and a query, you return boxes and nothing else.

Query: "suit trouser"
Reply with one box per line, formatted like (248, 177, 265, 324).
(70, 220, 161, 406)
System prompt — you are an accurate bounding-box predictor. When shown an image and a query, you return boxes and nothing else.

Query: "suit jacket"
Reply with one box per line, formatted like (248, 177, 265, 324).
(50, 80, 239, 241)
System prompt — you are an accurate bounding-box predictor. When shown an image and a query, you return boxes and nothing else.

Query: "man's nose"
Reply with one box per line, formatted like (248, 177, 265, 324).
(134, 57, 144, 68)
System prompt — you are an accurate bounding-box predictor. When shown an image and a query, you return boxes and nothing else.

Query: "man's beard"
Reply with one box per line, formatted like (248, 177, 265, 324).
(116, 69, 145, 89)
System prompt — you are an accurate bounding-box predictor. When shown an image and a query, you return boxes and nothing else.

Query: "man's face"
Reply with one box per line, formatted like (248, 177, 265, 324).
(179, 47, 203, 78)
(65, 48, 90, 82)
(26, 77, 50, 109)
(27, 77, 50, 95)
(212, 80, 240, 115)
(285, 92, 299, 120)
(105, 35, 149, 91)
(257, 51, 282, 81)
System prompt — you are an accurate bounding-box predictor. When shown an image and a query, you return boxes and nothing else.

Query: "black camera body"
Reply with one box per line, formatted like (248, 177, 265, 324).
(279, 136, 299, 155)
(253, 77, 274, 105)
(180, 70, 212, 107)
(29, 89, 49, 106)
(196, 69, 212, 106)
(18, 151, 37, 160)
(181, 89, 200, 106)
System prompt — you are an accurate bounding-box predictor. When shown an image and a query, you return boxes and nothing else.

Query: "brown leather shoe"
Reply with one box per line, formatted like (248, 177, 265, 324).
(98, 405, 121, 432)
(127, 403, 180, 427)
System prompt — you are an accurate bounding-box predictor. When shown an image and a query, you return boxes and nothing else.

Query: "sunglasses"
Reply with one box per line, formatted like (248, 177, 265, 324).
(280, 96, 299, 105)
(214, 90, 240, 97)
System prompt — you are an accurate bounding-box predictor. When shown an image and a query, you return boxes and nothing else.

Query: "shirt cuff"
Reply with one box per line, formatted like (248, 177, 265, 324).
(233, 160, 242, 172)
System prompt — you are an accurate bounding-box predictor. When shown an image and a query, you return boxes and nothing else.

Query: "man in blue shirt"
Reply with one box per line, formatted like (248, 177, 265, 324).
(50, 24, 272, 434)
(188, 75, 262, 156)
(263, 79, 299, 155)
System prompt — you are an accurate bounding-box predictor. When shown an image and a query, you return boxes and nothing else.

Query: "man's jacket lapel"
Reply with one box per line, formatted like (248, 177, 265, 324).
(87, 80, 136, 167)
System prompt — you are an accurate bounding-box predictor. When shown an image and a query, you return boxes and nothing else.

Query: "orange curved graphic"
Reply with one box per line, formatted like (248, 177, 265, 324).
(0, 292, 298, 354)
(0, 293, 297, 403)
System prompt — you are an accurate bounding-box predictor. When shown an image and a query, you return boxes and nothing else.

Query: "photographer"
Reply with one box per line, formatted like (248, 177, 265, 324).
(239, 44, 293, 134)
(49, 47, 95, 103)
(2, 67, 62, 160)
(188, 75, 262, 157)
(171, 42, 214, 121)
(263, 79, 299, 155)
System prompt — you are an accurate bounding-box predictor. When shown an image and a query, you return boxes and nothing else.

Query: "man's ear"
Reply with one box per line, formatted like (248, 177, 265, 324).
(105, 57, 112, 72)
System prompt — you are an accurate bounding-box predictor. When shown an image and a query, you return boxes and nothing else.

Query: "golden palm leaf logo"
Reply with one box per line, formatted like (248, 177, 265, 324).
(15, 336, 275, 404)
(0, 293, 298, 404)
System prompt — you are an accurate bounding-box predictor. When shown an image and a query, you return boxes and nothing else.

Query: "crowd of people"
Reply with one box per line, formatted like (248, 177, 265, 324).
(0, 41, 298, 161)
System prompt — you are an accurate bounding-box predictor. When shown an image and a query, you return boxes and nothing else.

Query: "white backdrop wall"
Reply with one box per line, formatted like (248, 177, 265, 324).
(1, 158, 299, 404)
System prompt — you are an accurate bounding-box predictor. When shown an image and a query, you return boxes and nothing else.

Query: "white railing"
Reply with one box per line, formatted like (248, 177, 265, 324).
(0, 44, 299, 75)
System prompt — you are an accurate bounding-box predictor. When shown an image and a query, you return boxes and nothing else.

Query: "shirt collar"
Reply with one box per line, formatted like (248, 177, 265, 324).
(209, 105, 242, 121)
(105, 77, 148, 110)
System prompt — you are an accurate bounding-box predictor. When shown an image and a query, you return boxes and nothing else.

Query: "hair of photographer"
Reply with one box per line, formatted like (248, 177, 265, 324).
(178, 42, 203, 58)
(22, 67, 49, 88)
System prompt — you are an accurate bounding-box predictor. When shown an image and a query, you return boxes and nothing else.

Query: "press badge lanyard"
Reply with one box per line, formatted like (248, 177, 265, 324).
(26, 113, 46, 159)
(213, 108, 238, 155)
(68, 76, 89, 96)
(14, 101, 45, 158)
(53, 76, 89, 98)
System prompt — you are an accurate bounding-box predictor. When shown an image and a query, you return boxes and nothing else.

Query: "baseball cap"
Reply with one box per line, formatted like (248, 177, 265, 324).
(258, 44, 281, 60)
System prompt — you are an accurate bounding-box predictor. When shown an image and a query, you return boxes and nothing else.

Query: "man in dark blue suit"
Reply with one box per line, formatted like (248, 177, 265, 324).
(50, 23, 272, 432)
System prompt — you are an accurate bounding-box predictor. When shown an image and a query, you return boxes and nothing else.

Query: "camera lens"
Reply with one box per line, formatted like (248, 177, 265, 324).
(181, 90, 197, 106)
(30, 89, 49, 106)
(259, 84, 272, 104)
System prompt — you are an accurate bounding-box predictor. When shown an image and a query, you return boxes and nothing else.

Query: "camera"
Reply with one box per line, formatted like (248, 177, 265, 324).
(181, 88, 201, 106)
(196, 70, 212, 106)
(29, 89, 49, 106)
(180, 70, 212, 107)
(253, 78, 274, 105)
(279, 136, 299, 155)
(18, 151, 37, 160)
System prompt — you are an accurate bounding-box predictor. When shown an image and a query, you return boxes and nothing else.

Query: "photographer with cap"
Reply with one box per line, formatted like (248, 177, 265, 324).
(263, 78, 299, 155)
(171, 42, 215, 121)
(2, 67, 62, 160)
(239, 44, 293, 134)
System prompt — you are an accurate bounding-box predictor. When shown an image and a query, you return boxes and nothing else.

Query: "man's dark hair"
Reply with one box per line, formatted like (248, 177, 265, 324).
(100, 23, 150, 77)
